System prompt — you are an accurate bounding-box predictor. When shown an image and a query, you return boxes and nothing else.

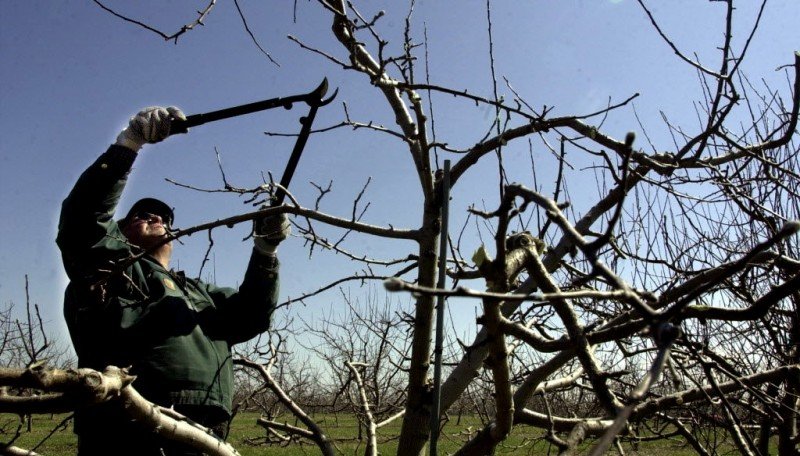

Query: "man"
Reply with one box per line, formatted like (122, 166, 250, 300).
(57, 106, 289, 455)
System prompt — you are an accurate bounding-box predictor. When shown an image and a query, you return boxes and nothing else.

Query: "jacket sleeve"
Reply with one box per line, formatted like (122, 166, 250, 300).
(201, 250, 280, 345)
(56, 145, 138, 280)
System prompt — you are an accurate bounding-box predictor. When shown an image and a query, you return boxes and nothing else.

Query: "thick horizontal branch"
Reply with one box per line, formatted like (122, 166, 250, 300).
(107, 204, 419, 281)
(663, 221, 800, 319)
(0, 365, 134, 413)
(682, 271, 800, 321)
(515, 364, 797, 434)
(630, 363, 799, 420)
(658, 250, 799, 306)
(0, 392, 78, 415)
(0, 365, 237, 456)
(173, 205, 420, 242)
(384, 278, 644, 303)
(515, 409, 614, 434)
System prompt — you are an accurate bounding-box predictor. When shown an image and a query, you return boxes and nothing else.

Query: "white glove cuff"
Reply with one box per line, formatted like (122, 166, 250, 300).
(254, 239, 278, 256)
(115, 129, 143, 152)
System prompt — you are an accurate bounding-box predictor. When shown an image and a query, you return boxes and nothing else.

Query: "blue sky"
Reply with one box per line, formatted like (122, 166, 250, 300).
(1, 1, 797, 353)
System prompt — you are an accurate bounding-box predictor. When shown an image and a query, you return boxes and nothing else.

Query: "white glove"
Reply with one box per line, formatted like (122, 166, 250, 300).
(253, 212, 291, 255)
(115, 106, 185, 152)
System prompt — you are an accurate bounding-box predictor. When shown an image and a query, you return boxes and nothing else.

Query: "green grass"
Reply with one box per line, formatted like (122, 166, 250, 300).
(0, 412, 775, 455)
(1, 414, 75, 455)
(227, 412, 511, 456)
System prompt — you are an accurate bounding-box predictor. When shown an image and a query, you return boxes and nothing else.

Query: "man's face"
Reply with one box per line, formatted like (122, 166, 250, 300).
(122, 212, 171, 250)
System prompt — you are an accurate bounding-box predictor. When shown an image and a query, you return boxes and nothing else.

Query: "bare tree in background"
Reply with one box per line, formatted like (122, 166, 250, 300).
(302, 289, 411, 438)
(0, 277, 72, 371)
(2, 1, 799, 455)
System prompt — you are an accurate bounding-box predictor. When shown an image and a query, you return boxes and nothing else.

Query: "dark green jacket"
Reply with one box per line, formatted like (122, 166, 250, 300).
(57, 145, 278, 430)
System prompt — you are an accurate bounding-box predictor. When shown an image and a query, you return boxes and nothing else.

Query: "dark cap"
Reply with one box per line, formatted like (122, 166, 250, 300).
(119, 198, 174, 227)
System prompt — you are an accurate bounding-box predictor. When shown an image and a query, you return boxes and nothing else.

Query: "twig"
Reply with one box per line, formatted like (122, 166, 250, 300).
(635, 0, 724, 78)
(91, 0, 216, 44)
(232, 0, 279, 66)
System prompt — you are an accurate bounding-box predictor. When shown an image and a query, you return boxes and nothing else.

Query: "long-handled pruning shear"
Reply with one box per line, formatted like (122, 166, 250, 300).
(170, 78, 338, 205)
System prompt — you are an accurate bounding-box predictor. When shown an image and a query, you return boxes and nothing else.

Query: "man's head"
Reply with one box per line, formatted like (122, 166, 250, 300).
(119, 198, 174, 253)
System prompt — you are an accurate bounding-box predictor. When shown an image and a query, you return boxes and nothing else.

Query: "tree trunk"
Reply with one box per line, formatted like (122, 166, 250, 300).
(778, 297, 799, 455)
(397, 202, 441, 455)
(758, 383, 778, 455)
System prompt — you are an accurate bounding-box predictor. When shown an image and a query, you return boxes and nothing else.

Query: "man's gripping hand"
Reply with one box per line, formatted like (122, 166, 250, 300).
(115, 106, 186, 152)
(253, 212, 291, 255)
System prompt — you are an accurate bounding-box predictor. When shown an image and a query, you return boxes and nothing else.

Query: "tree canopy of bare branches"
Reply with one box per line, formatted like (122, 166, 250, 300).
(3, 1, 799, 455)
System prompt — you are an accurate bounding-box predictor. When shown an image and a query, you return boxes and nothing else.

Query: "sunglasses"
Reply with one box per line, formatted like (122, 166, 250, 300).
(130, 212, 170, 226)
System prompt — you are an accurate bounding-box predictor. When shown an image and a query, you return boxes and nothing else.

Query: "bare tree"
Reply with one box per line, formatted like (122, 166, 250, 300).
(1, 276, 74, 449)
(0, 277, 72, 371)
(2, 1, 798, 455)
(301, 1, 797, 454)
(302, 289, 411, 435)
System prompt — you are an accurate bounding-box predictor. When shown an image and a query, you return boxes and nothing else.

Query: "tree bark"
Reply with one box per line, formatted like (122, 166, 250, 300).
(397, 201, 441, 455)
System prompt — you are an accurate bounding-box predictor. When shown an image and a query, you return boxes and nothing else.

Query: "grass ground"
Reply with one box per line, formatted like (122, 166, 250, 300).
(1, 412, 767, 455)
